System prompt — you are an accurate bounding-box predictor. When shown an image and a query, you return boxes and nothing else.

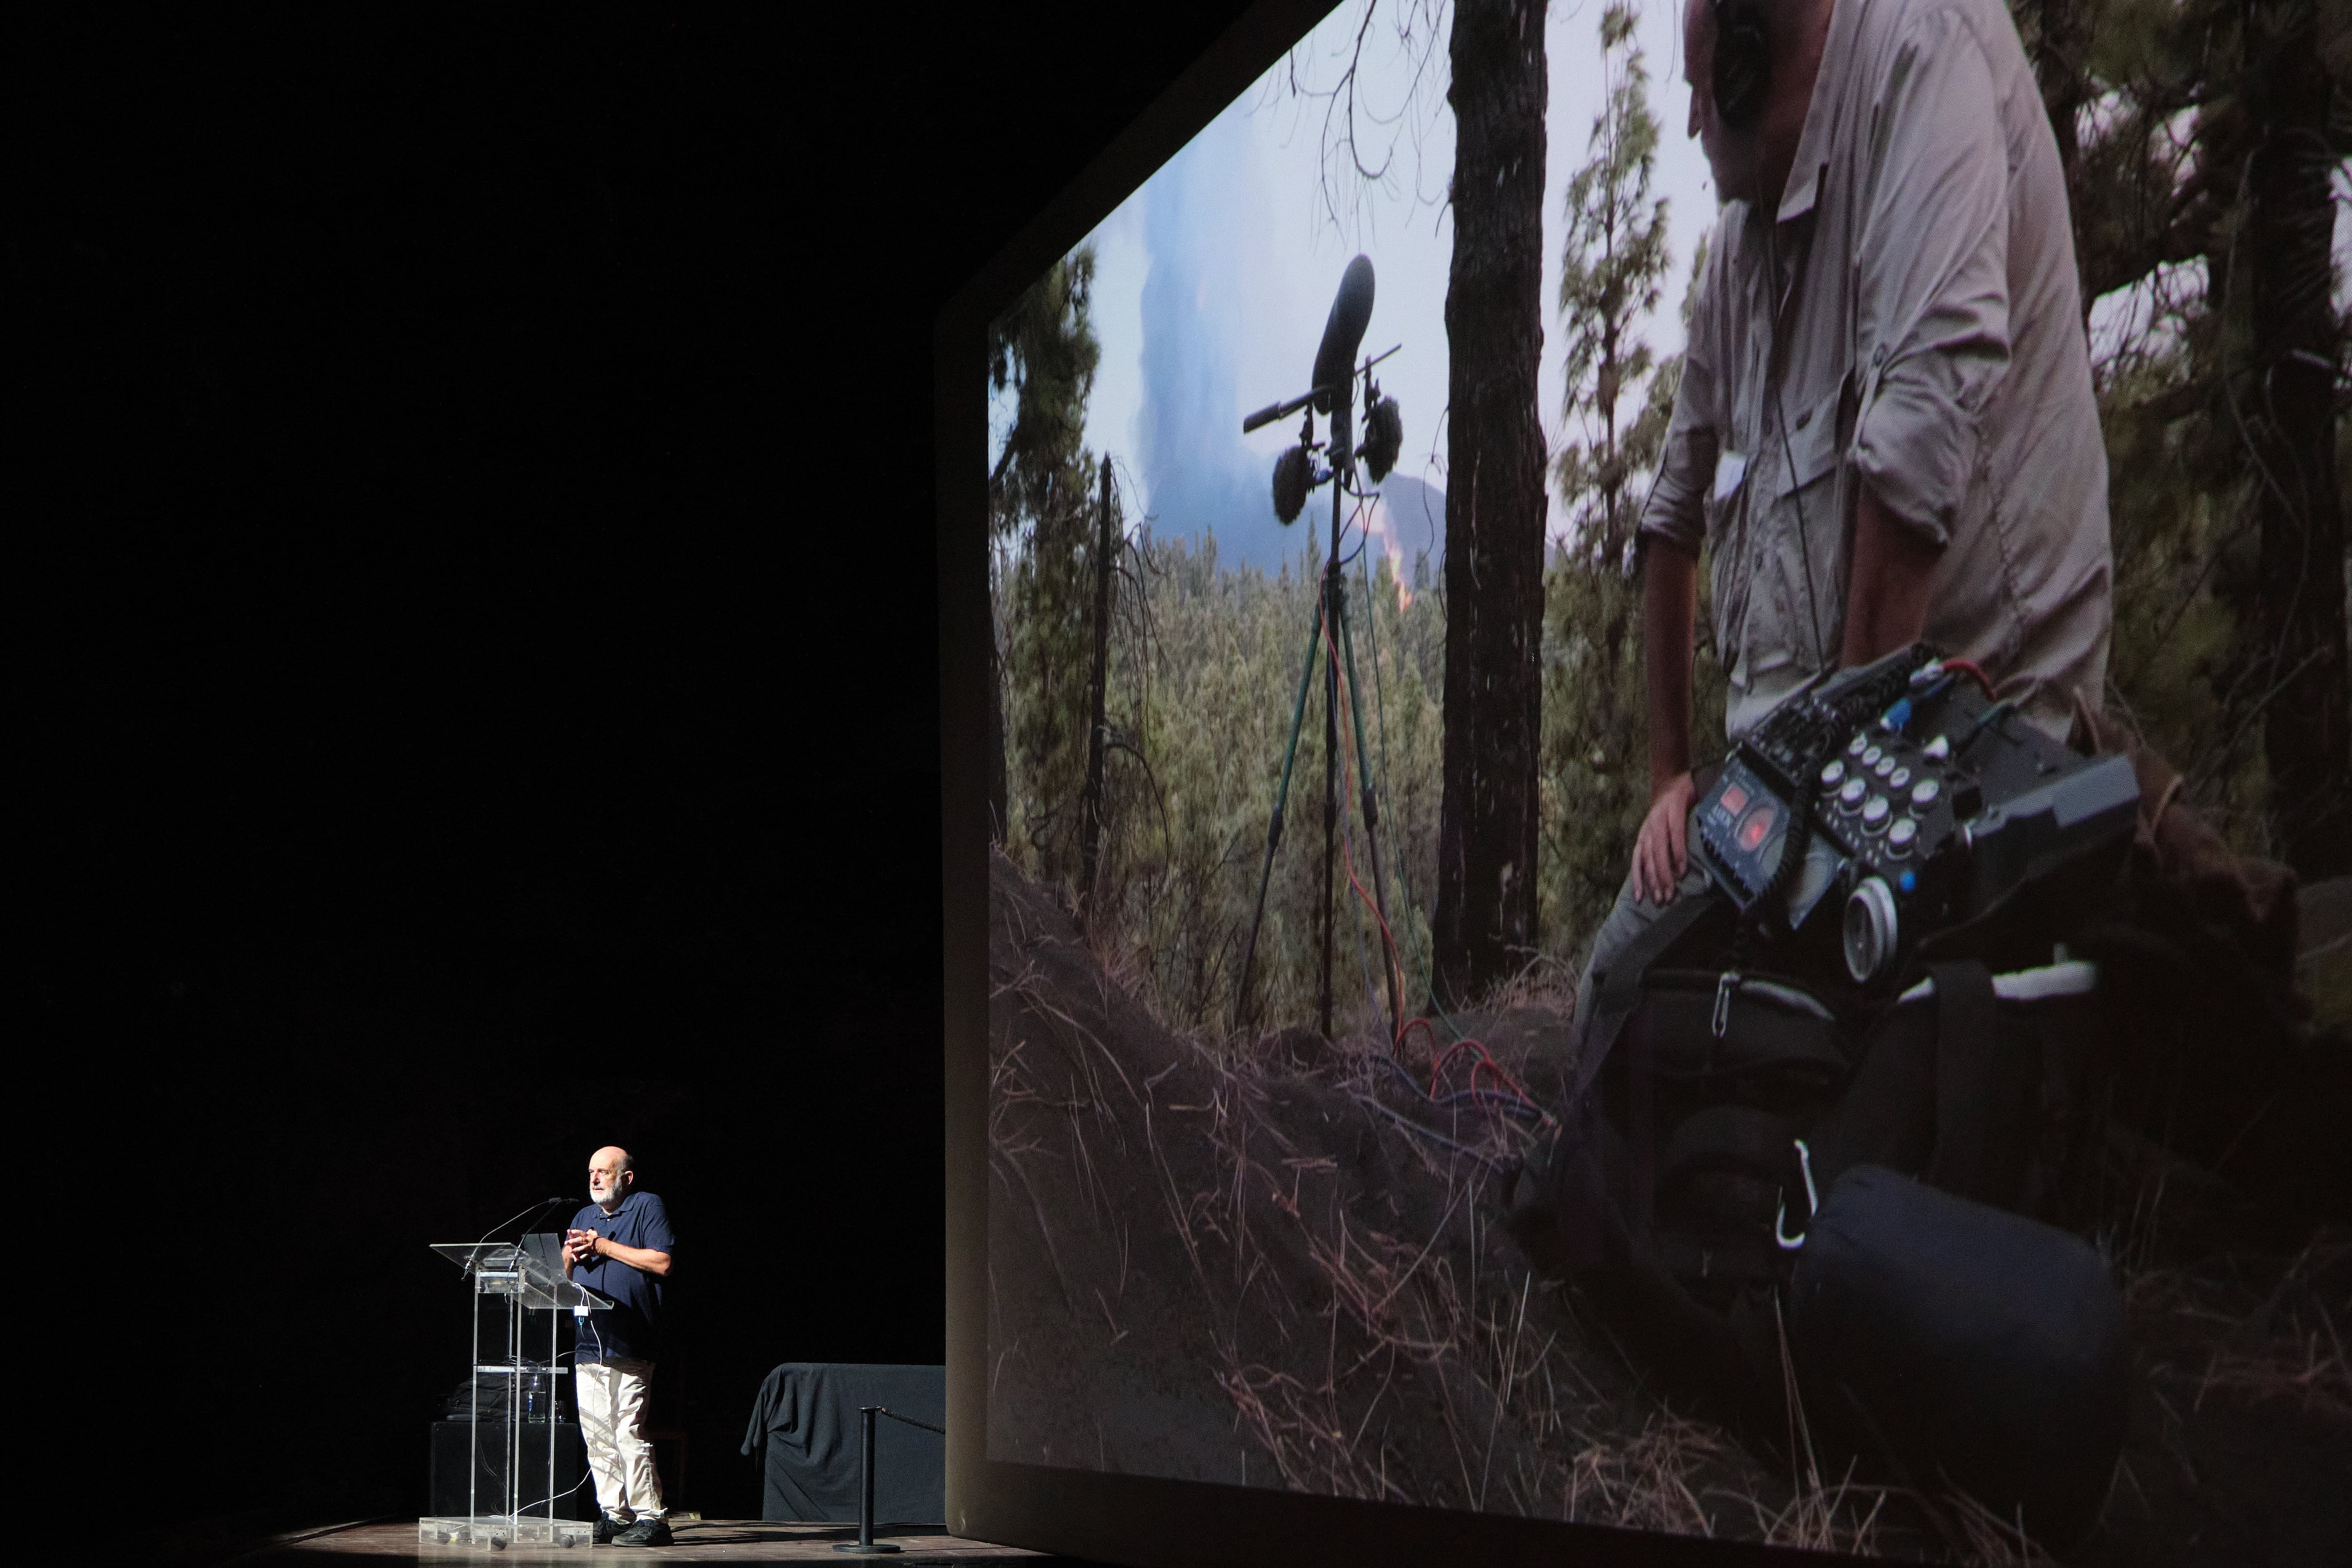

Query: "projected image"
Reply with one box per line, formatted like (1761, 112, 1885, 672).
(982, 2, 2351, 1560)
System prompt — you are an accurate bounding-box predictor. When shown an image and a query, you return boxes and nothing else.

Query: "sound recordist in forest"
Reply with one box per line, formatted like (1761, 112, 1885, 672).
(1572, 0, 2115, 1033)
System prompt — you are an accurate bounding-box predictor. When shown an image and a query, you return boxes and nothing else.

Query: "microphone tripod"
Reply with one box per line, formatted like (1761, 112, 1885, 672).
(1234, 345, 1405, 1044)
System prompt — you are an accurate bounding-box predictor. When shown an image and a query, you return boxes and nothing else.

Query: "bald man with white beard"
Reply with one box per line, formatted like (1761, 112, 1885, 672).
(564, 1146, 676, 1546)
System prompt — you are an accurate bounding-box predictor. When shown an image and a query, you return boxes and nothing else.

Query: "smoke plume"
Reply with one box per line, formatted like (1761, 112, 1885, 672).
(1136, 111, 1293, 572)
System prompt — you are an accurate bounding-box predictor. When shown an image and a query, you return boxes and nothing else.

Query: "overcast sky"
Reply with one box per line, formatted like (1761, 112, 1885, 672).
(1002, 0, 2352, 582)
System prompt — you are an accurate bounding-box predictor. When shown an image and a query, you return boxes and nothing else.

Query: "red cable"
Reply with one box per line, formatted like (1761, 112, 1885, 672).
(1326, 631, 1408, 1044)
(1940, 657, 1997, 699)
(1396, 1016, 1441, 1059)
(1325, 604, 1550, 1126)
(1427, 1034, 1542, 1116)
(1429, 1038, 1479, 1093)
(1469, 1044, 1539, 1107)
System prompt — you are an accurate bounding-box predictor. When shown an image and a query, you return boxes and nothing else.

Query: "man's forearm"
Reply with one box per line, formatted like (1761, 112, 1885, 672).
(1839, 484, 1940, 666)
(593, 1240, 673, 1278)
(1645, 539, 1699, 793)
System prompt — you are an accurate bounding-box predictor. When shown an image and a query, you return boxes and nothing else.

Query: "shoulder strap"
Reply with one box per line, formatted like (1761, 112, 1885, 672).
(1573, 890, 1722, 1103)
(1924, 959, 2001, 1202)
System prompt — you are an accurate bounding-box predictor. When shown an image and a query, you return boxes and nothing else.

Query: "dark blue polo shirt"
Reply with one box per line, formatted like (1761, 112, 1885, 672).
(568, 1190, 675, 1364)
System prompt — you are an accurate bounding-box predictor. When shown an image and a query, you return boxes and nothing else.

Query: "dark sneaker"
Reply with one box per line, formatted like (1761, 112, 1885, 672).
(592, 1515, 626, 1544)
(613, 1516, 673, 1546)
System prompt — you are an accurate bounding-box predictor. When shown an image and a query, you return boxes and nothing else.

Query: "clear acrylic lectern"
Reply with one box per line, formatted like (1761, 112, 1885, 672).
(422, 1241, 608, 1551)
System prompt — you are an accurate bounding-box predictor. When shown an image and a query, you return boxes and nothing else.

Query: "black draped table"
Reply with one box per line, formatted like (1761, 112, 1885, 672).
(741, 1362, 946, 1526)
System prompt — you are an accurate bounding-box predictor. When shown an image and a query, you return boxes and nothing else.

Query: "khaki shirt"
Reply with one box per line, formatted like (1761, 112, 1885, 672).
(1640, 0, 2112, 742)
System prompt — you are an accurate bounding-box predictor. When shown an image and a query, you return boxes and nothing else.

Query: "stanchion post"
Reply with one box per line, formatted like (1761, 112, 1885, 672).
(833, 1406, 900, 1554)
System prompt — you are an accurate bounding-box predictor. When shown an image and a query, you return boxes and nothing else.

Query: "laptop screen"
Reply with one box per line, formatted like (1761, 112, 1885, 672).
(518, 1232, 564, 1275)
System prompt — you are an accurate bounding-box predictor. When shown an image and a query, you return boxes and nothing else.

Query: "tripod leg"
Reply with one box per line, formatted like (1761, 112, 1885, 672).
(1320, 567, 1338, 1039)
(1234, 595, 1328, 1034)
(1336, 592, 1403, 1043)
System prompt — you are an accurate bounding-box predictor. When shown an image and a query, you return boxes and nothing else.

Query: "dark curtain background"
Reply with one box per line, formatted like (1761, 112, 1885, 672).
(19, 1, 1251, 1533)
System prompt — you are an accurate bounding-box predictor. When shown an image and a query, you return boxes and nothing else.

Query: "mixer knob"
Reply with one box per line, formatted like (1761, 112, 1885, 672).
(1910, 778, 1941, 808)
(1863, 744, 1884, 767)
(1888, 816, 1919, 852)
(1820, 759, 1846, 788)
(1889, 765, 1912, 788)
(1848, 733, 1869, 757)
(1861, 795, 1891, 831)
(1872, 754, 1897, 778)
(1838, 778, 1867, 809)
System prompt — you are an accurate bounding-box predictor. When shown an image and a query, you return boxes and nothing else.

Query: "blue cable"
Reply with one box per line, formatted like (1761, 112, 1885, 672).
(1375, 1053, 1547, 1123)
(1356, 1094, 1515, 1174)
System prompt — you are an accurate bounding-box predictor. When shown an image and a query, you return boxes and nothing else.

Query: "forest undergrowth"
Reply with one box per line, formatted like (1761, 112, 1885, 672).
(989, 844, 2349, 1562)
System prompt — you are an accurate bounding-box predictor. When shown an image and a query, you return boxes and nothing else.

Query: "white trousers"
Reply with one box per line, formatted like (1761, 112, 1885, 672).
(574, 1358, 666, 1521)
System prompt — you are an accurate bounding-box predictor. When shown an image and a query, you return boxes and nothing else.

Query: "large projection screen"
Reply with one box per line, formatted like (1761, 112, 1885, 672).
(939, 3, 2352, 1566)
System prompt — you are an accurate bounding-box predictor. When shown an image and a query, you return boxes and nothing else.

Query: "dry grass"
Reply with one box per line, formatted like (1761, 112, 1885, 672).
(1480, 949, 1584, 1019)
(993, 902, 1921, 1545)
(996, 915, 1867, 1537)
(989, 853, 2352, 1562)
(2122, 1231, 2352, 1420)
(1939, 1489, 2061, 1568)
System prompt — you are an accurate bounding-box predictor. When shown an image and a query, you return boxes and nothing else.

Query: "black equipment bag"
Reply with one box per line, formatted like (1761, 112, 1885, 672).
(1537, 884, 2126, 1542)
(1787, 1164, 2130, 1550)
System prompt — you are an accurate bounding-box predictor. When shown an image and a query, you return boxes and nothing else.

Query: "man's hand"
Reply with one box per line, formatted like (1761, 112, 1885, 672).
(1634, 771, 1697, 905)
(566, 1228, 600, 1266)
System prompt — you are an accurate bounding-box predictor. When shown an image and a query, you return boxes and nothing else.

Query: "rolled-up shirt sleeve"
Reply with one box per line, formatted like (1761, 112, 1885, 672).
(1850, 7, 2011, 546)
(1638, 258, 1721, 556)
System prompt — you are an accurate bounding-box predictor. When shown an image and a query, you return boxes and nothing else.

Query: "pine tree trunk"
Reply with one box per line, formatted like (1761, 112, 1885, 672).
(1080, 459, 1113, 905)
(1433, 0, 1549, 1004)
(2015, 0, 2090, 297)
(2242, 0, 2350, 876)
(988, 636, 1008, 848)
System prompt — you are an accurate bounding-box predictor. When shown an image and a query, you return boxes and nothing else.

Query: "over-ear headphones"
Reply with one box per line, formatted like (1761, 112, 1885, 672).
(1711, 0, 1772, 131)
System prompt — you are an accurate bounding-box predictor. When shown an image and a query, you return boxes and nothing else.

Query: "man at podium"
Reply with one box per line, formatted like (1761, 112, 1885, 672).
(564, 1145, 677, 1546)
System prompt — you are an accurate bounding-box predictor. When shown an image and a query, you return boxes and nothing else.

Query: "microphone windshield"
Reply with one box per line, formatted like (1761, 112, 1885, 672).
(1272, 446, 1311, 524)
(1311, 255, 1375, 414)
(1362, 396, 1403, 482)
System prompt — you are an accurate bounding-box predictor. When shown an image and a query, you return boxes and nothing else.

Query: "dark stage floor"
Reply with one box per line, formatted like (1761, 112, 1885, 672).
(240, 1520, 1057, 1564)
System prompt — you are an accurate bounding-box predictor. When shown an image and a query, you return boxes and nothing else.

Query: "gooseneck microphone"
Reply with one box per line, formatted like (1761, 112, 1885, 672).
(473, 1195, 574, 1249)
(1310, 255, 1376, 414)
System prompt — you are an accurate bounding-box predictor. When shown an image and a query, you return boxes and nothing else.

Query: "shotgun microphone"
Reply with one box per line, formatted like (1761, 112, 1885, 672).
(1310, 255, 1375, 414)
